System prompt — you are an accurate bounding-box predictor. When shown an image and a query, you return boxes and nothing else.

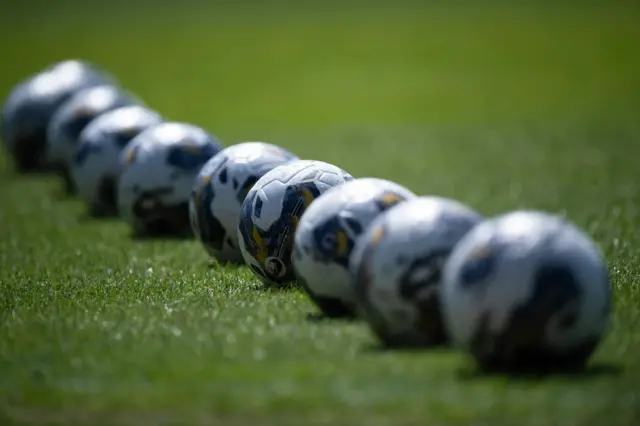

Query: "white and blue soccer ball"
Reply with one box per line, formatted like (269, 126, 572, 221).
(237, 159, 354, 286)
(189, 141, 298, 264)
(71, 106, 163, 216)
(441, 210, 611, 372)
(350, 196, 483, 347)
(2, 59, 113, 172)
(292, 178, 417, 317)
(47, 84, 139, 190)
(117, 122, 223, 236)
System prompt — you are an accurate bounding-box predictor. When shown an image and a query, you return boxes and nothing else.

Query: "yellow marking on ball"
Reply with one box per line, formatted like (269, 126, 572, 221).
(369, 225, 385, 246)
(335, 230, 349, 257)
(300, 187, 315, 208)
(252, 226, 268, 263)
(124, 147, 137, 165)
(380, 192, 405, 208)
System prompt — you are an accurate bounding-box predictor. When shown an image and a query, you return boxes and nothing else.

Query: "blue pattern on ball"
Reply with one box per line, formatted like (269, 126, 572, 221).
(73, 142, 102, 166)
(166, 143, 221, 171)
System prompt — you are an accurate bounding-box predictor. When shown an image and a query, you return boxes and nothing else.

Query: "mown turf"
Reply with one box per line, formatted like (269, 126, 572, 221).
(1, 2, 639, 425)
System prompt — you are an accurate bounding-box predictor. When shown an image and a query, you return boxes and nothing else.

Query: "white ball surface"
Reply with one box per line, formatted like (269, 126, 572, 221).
(118, 122, 223, 236)
(292, 177, 417, 317)
(237, 159, 354, 286)
(189, 141, 298, 264)
(350, 196, 483, 347)
(441, 210, 611, 372)
(71, 106, 162, 216)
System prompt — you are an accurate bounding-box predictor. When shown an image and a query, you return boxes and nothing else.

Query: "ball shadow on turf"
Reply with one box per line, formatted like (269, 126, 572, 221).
(207, 260, 245, 271)
(129, 229, 195, 241)
(361, 340, 453, 354)
(77, 208, 120, 222)
(255, 281, 301, 293)
(51, 182, 81, 204)
(52, 184, 77, 201)
(306, 311, 358, 323)
(456, 361, 623, 381)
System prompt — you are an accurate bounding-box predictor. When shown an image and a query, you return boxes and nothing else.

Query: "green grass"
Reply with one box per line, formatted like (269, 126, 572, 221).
(1, 2, 640, 425)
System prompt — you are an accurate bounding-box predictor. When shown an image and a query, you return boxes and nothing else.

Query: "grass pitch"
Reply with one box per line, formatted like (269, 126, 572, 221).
(1, 2, 639, 425)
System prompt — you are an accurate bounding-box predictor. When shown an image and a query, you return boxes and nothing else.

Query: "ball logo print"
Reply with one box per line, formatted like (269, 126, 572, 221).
(264, 256, 287, 280)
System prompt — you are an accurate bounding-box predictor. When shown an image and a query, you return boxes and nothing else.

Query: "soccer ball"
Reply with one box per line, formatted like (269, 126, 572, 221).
(1, 60, 113, 172)
(47, 84, 139, 191)
(189, 141, 298, 264)
(117, 122, 223, 236)
(71, 106, 163, 216)
(292, 178, 416, 318)
(441, 210, 611, 372)
(237, 159, 354, 286)
(350, 196, 483, 347)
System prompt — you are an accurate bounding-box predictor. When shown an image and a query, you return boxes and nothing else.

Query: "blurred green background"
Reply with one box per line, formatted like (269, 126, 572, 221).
(1, 1, 639, 425)
(2, 1, 639, 132)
